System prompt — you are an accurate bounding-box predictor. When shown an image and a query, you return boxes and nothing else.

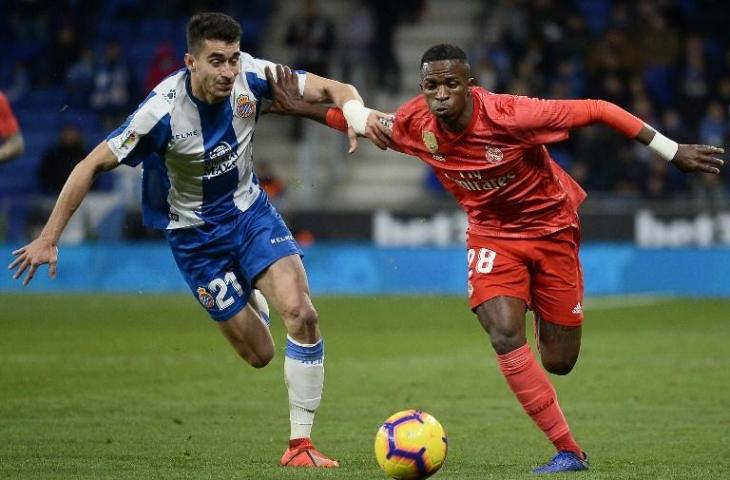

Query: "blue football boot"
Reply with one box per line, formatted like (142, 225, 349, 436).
(532, 451, 589, 474)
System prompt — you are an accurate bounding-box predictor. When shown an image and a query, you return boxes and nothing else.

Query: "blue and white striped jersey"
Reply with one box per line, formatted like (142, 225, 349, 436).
(107, 53, 305, 229)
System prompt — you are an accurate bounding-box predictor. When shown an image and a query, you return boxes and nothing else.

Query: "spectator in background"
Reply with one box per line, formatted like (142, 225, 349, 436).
(47, 23, 81, 84)
(91, 41, 132, 128)
(698, 101, 727, 148)
(285, 0, 334, 77)
(694, 101, 729, 199)
(0, 90, 24, 164)
(285, 0, 335, 140)
(4, 60, 31, 102)
(370, 0, 407, 95)
(677, 36, 711, 126)
(66, 48, 96, 107)
(340, 0, 374, 97)
(37, 124, 89, 195)
(144, 42, 179, 93)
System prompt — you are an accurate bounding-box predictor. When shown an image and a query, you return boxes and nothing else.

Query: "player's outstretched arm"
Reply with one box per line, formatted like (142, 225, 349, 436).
(528, 98, 725, 174)
(8, 142, 119, 285)
(264, 65, 331, 124)
(264, 65, 389, 153)
(300, 72, 392, 150)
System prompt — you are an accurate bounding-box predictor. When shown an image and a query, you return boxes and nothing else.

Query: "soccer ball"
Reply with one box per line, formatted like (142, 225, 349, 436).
(374, 410, 448, 480)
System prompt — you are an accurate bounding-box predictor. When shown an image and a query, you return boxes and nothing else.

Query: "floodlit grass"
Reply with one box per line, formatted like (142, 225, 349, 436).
(1, 294, 728, 479)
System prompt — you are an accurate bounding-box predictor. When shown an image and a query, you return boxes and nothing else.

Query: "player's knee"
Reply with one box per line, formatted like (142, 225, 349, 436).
(243, 348, 274, 369)
(489, 334, 525, 355)
(542, 356, 577, 376)
(248, 355, 272, 369)
(485, 321, 525, 354)
(283, 302, 318, 331)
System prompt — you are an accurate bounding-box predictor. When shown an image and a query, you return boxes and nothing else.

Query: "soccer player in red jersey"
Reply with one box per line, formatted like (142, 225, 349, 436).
(265, 43, 725, 473)
(0, 90, 25, 164)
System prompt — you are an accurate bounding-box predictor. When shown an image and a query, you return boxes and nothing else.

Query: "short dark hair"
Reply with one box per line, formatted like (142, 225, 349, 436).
(420, 44, 468, 65)
(186, 12, 241, 54)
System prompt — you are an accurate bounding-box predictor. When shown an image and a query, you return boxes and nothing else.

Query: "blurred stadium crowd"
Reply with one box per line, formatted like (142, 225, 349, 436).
(0, 0, 728, 242)
(470, 0, 729, 201)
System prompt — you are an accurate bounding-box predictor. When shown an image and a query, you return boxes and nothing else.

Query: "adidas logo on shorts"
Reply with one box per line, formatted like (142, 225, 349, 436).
(572, 303, 583, 315)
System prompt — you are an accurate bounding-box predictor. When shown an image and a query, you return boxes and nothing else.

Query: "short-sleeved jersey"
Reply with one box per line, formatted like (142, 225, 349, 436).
(0, 91, 20, 139)
(390, 87, 587, 238)
(107, 53, 306, 229)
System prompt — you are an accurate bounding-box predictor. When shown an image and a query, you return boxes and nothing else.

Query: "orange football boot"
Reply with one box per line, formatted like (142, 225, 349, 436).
(280, 438, 339, 468)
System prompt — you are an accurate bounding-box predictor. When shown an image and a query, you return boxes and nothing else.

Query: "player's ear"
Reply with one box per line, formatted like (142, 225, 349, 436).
(184, 53, 196, 72)
(467, 77, 476, 87)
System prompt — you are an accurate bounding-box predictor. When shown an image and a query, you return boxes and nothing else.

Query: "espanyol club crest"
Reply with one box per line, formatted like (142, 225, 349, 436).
(485, 145, 504, 164)
(197, 287, 215, 309)
(235, 94, 256, 118)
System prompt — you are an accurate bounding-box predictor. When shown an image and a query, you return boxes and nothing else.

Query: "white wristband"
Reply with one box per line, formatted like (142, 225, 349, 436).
(342, 99, 372, 135)
(646, 126, 679, 162)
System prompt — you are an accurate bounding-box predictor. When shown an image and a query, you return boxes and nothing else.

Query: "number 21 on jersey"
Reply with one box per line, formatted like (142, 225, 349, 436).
(467, 248, 496, 277)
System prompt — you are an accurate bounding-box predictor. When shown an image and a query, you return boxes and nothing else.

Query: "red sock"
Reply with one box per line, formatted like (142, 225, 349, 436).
(497, 343, 582, 455)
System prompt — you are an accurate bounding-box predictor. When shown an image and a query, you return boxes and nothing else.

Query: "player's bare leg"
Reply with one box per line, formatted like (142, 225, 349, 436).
(535, 315, 581, 375)
(475, 296, 527, 353)
(217, 301, 275, 368)
(475, 296, 587, 473)
(255, 254, 338, 468)
(256, 255, 320, 344)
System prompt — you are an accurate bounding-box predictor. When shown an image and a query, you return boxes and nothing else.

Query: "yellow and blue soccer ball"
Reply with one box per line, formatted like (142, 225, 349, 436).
(374, 410, 448, 480)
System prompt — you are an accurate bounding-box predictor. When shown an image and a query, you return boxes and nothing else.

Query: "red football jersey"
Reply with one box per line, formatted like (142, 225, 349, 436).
(390, 87, 587, 238)
(0, 91, 20, 139)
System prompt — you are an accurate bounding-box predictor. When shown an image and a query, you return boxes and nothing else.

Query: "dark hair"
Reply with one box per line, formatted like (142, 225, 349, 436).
(186, 12, 241, 54)
(420, 44, 468, 65)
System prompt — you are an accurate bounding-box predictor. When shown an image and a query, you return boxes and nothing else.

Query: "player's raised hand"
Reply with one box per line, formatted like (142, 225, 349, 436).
(263, 64, 302, 115)
(8, 237, 58, 286)
(671, 145, 725, 174)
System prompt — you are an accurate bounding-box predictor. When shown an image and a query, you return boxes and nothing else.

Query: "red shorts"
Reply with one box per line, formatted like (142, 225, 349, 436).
(466, 227, 584, 326)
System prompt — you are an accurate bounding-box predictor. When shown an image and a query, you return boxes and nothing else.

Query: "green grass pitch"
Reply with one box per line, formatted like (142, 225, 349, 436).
(1, 294, 728, 479)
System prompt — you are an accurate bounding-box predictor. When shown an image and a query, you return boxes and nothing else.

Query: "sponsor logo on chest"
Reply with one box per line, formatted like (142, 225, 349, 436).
(204, 141, 239, 178)
(442, 169, 516, 192)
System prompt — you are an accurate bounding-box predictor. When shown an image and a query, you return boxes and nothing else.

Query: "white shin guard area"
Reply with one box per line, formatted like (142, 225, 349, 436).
(284, 336, 324, 440)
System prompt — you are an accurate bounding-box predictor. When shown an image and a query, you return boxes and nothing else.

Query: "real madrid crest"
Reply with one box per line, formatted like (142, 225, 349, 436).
(235, 94, 256, 118)
(422, 130, 439, 154)
(485, 145, 504, 164)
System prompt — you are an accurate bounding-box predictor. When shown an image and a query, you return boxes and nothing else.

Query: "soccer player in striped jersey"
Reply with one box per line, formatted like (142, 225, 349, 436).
(268, 44, 725, 473)
(9, 12, 391, 468)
